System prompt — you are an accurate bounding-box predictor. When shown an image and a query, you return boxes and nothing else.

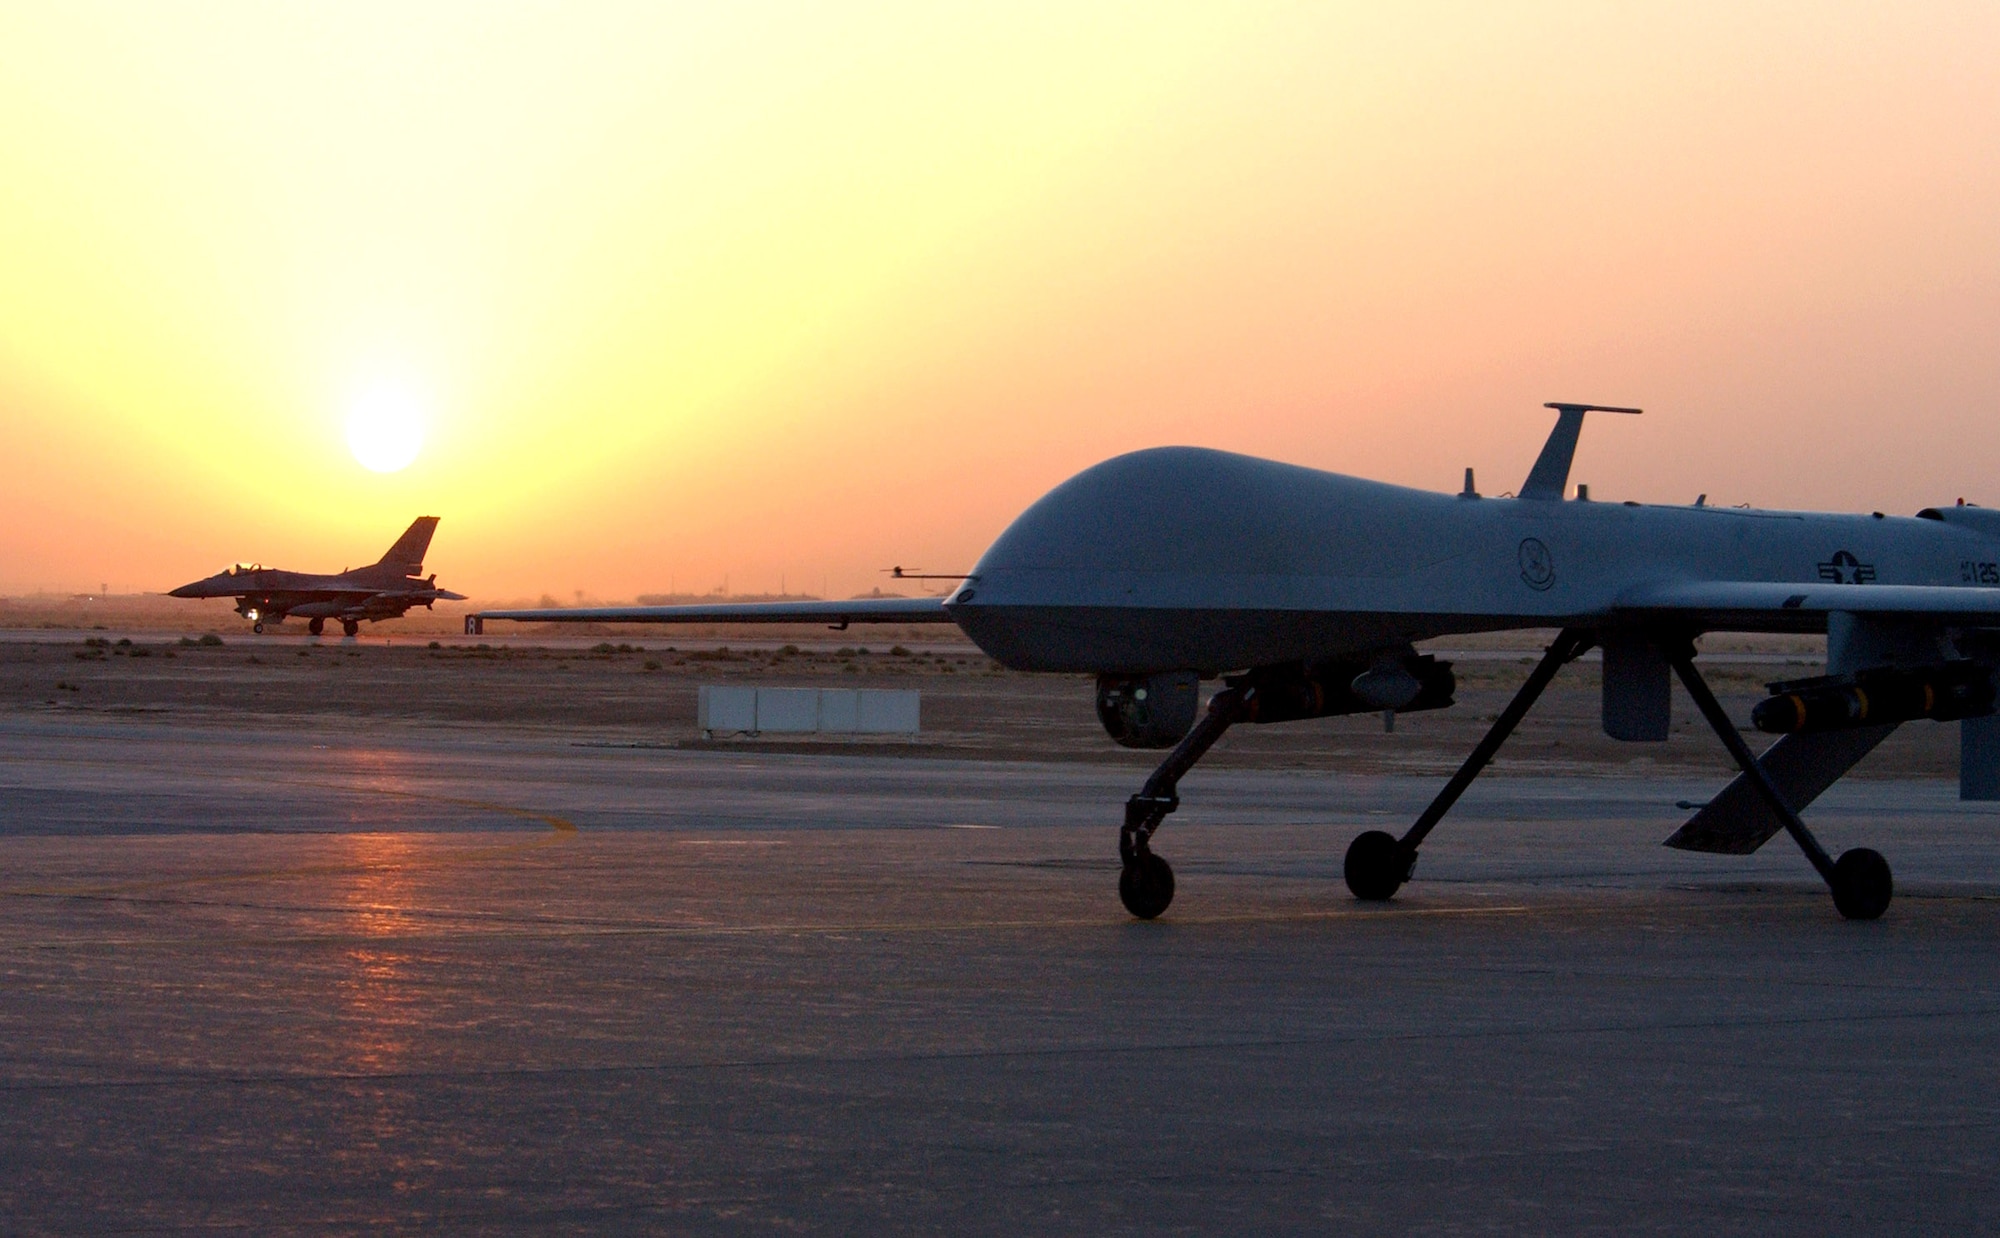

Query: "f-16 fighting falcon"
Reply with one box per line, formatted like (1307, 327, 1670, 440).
(470, 405, 2000, 923)
(171, 516, 463, 637)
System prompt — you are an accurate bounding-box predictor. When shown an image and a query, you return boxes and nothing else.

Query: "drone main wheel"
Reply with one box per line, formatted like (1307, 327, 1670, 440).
(1118, 852, 1175, 920)
(1829, 847, 1892, 921)
(1344, 830, 1412, 902)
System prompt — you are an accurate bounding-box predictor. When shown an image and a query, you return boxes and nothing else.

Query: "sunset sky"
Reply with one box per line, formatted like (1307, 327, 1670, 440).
(2, 2, 1997, 600)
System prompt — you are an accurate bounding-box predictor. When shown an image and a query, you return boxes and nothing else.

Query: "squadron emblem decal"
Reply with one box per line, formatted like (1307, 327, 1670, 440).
(1518, 538, 1555, 590)
(1817, 550, 1876, 584)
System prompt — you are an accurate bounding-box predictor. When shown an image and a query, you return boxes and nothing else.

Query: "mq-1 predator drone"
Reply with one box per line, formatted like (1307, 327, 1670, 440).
(472, 405, 2000, 922)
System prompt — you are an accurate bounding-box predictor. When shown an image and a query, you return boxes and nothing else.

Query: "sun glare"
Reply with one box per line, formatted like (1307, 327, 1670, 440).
(345, 385, 426, 473)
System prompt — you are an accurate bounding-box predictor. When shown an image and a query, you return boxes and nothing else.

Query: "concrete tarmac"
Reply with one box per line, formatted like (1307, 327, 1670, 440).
(3, 715, 1999, 1232)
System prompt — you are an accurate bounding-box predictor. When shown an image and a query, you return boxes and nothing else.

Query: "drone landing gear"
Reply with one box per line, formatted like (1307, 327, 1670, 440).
(1342, 829, 1410, 901)
(308, 618, 324, 636)
(1665, 645, 1892, 921)
(1119, 852, 1175, 920)
(1117, 688, 1250, 919)
(1345, 628, 1595, 902)
(341, 619, 360, 638)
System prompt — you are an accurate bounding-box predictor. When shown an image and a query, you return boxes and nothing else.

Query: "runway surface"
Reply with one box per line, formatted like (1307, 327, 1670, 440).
(3, 715, 1998, 1232)
(0, 623, 1817, 663)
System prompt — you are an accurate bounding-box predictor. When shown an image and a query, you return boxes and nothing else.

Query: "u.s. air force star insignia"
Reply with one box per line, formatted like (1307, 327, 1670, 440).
(1817, 550, 1876, 584)
(1518, 538, 1555, 590)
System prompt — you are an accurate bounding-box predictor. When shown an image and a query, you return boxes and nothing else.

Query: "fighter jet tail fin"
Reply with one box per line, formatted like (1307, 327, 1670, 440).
(376, 517, 441, 575)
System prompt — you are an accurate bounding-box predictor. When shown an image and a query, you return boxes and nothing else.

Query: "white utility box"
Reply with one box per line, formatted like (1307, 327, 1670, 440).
(697, 685, 758, 734)
(751, 687, 820, 733)
(857, 689, 921, 734)
(817, 689, 861, 732)
(698, 686, 920, 737)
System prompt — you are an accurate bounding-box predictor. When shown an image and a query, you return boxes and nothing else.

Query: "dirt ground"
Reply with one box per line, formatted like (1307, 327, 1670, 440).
(0, 625, 1961, 780)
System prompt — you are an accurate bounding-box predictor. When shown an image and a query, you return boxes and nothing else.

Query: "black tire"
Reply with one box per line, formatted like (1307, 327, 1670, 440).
(1344, 829, 1411, 902)
(341, 620, 360, 638)
(308, 618, 324, 636)
(1119, 852, 1175, 920)
(251, 622, 264, 634)
(1830, 848, 1892, 921)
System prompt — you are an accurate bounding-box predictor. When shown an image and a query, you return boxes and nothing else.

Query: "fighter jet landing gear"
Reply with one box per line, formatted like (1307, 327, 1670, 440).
(1664, 643, 1892, 920)
(252, 621, 265, 634)
(308, 618, 324, 636)
(1345, 628, 1596, 902)
(1117, 688, 1251, 919)
(341, 619, 360, 638)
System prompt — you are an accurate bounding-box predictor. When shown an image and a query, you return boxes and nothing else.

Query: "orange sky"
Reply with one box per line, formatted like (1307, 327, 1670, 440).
(2, 3, 1997, 599)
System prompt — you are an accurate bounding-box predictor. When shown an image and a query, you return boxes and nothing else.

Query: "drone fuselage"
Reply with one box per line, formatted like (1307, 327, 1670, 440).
(946, 446, 2000, 674)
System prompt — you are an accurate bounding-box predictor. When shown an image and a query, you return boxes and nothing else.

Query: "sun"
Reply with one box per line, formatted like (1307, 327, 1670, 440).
(345, 385, 426, 473)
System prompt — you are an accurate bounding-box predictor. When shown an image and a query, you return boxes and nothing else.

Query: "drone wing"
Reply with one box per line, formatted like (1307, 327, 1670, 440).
(1615, 580, 2000, 625)
(468, 596, 953, 634)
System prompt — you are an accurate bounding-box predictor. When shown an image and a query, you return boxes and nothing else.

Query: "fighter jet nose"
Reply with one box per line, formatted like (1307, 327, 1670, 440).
(168, 573, 223, 597)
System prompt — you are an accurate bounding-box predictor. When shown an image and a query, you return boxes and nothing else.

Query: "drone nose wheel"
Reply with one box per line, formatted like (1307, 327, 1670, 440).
(1118, 852, 1175, 920)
